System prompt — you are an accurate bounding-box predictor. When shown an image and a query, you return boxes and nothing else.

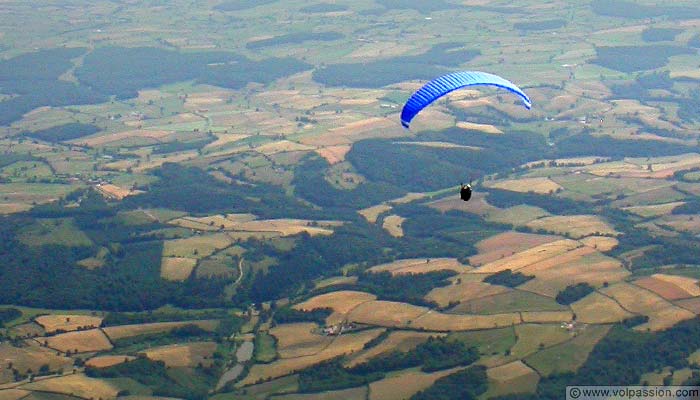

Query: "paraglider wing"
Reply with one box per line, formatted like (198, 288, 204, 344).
(400, 71, 532, 129)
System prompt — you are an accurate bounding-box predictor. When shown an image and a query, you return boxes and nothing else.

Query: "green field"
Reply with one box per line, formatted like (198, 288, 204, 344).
(254, 331, 278, 363)
(524, 325, 612, 377)
(453, 291, 569, 315)
(510, 324, 574, 359)
(18, 218, 93, 247)
(448, 327, 516, 357)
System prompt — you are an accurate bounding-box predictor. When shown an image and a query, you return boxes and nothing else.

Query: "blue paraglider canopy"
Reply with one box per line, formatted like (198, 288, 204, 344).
(400, 71, 531, 129)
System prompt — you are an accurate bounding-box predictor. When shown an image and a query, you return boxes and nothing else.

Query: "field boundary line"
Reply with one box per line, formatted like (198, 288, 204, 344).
(594, 289, 639, 316)
(628, 278, 695, 303)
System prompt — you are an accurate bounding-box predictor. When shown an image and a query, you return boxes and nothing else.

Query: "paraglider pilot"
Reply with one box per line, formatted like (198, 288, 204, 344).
(460, 182, 472, 202)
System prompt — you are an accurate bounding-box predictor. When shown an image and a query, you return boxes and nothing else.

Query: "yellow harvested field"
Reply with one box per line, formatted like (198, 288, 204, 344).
(21, 374, 122, 399)
(637, 306, 696, 331)
(587, 154, 700, 178)
(170, 214, 248, 230)
(671, 69, 700, 79)
(389, 192, 427, 204)
(185, 96, 224, 107)
(486, 361, 539, 397)
(671, 368, 696, 385)
(240, 329, 384, 386)
(160, 257, 198, 281)
(255, 140, 314, 155)
(486, 204, 551, 226)
(34, 314, 103, 334)
(294, 291, 377, 313)
(346, 331, 440, 367)
(162, 233, 233, 258)
(640, 368, 670, 384)
(411, 311, 521, 332)
(339, 97, 379, 106)
(369, 367, 463, 400)
(143, 341, 217, 367)
(204, 133, 250, 149)
(652, 215, 700, 234)
(44, 328, 113, 353)
(650, 153, 700, 172)
(294, 291, 377, 325)
(446, 89, 484, 101)
(426, 281, 510, 308)
(427, 193, 499, 216)
(526, 215, 619, 239)
(358, 204, 392, 224)
(299, 117, 400, 146)
(0, 389, 30, 400)
(184, 91, 230, 107)
(133, 150, 199, 172)
(689, 350, 700, 366)
(622, 201, 685, 218)
(601, 283, 671, 315)
(520, 311, 575, 323)
(635, 276, 694, 301)
(520, 258, 629, 298)
(475, 239, 581, 273)
(565, 81, 612, 99)
(0, 203, 31, 214)
(316, 145, 351, 165)
(675, 297, 700, 314)
(214, 232, 278, 246)
(470, 231, 561, 266)
(5, 322, 43, 338)
(226, 213, 258, 223)
(394, 141, 481, 150)
(346, 41, 416, 59)
(368, 258, 471, 276)
(348, 301, 428, 327)
(77, 257, 105, 270)
(209, 109, 296, 135)
(389, 81, 426, 91)
(270, 323, 332, 359)
(555, 156, 609, 166)
(315, 276, 358, 290)
(571, 293, 633, 324)
(585, 161, 654, 178)
(75, 129, 173, 147)
(275, 387, 367, 400)
(652, 274, 700, 297)
(580, 236, 619, 252)
(545, 94, 577, 111)
(237, 219, 336, 236)
(518, 246, 597, 275)
(202, 145, 249, 160)
(332, 117, 390, 135)
(476, 232, 557, 255)
(594, 23, 646, 35)
(0, 342, 73, 375)
(456, 121, 502, 134)
(278, 92, 334, 109)
(102, 159, 136, 172)
(85, 355, 136, 368)
(341, 196, 428, 230)
(408, 108, 454, 132)
(381, 214, 405, 237)
(487, 177, 563, 194)
(451, 97, 491, 108)
(103, 320, 218, 340)
(95, 183, 142, 200)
